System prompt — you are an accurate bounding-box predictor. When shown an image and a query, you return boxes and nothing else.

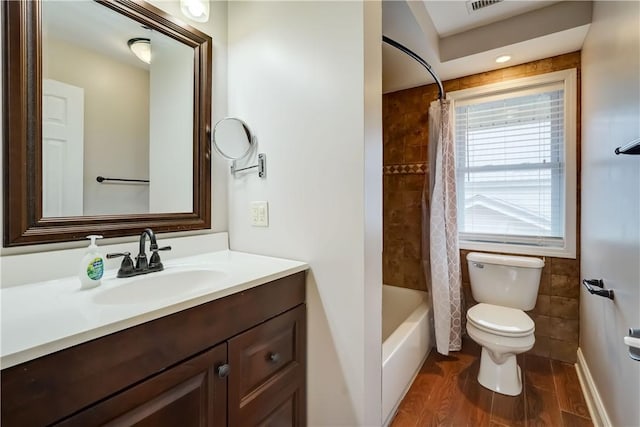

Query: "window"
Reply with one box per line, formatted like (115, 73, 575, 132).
(448, 69, 577, 258)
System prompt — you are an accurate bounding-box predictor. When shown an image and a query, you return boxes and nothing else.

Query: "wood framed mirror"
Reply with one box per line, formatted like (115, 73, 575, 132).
(3, 0, 212, 247)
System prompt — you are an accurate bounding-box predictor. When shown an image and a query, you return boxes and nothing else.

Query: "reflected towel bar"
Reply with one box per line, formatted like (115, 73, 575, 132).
(614, 137, 640, 155)
(582, 278, 614, 300)
(96, 176, 150, 184)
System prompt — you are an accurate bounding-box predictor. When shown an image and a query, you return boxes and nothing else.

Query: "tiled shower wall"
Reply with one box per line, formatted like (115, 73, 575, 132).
(382, 52, 582, 362)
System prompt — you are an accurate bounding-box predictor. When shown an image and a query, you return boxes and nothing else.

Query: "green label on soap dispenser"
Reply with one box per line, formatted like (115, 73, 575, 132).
(87, 258, 104, 280)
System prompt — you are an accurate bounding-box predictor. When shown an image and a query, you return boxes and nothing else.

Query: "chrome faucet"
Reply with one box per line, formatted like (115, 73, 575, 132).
(107, 228, 171, 278)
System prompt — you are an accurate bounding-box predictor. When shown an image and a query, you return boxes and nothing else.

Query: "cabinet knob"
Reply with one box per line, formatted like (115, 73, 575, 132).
(268, 352, 281, 363)
(217, 364, 231, 378)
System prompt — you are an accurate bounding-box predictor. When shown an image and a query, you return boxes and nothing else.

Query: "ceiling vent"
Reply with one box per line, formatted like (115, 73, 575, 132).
(466, 0, 504, 13)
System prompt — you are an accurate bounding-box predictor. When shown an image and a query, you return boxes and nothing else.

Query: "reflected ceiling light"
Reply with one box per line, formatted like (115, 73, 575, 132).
(180, 0, 210, 23)
(128, 38, 151, 64)
(495, 55, 512, 63)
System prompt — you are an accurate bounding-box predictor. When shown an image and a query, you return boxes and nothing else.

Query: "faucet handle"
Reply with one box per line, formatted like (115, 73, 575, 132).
(149, 246, 172, 269)
(106, 251, 130, 259)
(106, 252, 135, 278)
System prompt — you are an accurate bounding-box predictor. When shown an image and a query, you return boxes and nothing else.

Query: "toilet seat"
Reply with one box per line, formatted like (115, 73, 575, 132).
(467, 303, 534, 338)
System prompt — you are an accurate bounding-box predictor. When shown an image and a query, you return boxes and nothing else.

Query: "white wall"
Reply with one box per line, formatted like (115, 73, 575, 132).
(227, 2, 383, 425)
(0, 0, 227, 259)
(580, 2, 640, 426)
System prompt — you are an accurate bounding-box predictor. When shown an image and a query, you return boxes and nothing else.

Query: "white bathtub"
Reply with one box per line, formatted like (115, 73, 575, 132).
(382, 285, 433, 426)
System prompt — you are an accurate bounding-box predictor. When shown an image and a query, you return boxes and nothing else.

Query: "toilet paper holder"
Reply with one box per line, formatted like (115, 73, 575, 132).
(624, 328, 640, 361)
(582, 278, 614, 300)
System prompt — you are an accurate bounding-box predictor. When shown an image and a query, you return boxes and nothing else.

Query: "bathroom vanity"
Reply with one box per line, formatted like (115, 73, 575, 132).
(1, 0, 309, 422)
(0, 251, 307, 426)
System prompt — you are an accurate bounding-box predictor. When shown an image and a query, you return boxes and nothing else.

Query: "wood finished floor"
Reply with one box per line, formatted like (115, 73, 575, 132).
(391, 338, 593, 427)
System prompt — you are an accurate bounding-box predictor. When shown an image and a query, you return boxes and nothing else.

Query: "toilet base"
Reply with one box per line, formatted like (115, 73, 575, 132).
(477, 347, 523, 396)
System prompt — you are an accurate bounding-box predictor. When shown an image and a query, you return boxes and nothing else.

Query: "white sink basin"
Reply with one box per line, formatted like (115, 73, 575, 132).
(93, 269, 226, 305)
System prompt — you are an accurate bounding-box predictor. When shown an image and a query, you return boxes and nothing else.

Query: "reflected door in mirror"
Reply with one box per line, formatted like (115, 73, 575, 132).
(42, 79, 84, 217)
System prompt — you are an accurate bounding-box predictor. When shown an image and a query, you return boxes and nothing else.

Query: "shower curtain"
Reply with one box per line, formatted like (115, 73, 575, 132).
(422, 99, 462, 355)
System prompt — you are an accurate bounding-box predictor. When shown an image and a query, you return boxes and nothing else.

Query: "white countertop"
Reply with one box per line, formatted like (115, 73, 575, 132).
(0, 250, 308, 369)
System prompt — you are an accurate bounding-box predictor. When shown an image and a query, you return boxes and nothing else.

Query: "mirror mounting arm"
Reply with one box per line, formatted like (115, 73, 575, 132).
(230, 154, 266, 178)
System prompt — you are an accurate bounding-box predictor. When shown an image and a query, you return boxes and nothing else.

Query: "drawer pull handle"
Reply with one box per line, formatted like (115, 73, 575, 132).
(217, 364, 231, 378)
(268, 352, 281, 363)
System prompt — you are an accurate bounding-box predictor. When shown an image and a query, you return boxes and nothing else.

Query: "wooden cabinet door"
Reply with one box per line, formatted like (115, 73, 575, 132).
(254, 385, 304, 427)
(56, 343, 228, 427)
(228, 305, 306, 426)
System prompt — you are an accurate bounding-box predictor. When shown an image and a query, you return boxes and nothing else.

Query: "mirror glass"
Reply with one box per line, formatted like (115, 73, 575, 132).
(212, 118, 254, 160)
(3, 0, 211, 246)
(41, 0, 193, 217)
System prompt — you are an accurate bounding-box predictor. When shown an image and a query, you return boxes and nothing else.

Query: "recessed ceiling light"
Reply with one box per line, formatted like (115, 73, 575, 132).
(180, 0, 210, 23)
(496, 55, 512, 64)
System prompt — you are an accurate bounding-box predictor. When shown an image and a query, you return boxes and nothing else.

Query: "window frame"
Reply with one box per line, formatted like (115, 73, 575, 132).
(447, 69, 577, 259)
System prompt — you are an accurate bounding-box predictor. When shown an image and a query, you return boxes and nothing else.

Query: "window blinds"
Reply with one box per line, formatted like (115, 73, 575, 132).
(455, 84, 566, 247)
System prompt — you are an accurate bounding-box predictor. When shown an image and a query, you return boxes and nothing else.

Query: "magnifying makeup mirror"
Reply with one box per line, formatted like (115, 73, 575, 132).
(211, 117, 266, 178)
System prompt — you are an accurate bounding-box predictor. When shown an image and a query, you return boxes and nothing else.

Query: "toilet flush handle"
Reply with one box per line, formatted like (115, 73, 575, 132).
(473, 262, 484, 269)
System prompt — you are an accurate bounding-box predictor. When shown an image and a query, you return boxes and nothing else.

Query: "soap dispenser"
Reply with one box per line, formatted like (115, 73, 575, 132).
(79, 235, 105, 289)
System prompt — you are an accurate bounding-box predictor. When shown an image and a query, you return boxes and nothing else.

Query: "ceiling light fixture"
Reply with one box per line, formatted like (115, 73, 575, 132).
(495, 55, 512, 64)
(180, 0, 210, 23)
(128, 38, 151, 64)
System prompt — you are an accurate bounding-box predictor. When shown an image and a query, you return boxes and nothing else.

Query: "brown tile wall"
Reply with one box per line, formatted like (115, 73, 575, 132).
(382, 52, 582, 362)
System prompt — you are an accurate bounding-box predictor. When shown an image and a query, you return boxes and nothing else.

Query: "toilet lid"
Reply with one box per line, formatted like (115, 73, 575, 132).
(467, 303, 534, 337)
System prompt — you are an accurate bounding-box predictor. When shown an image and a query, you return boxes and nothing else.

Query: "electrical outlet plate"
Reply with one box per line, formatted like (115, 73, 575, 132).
(250, 201, 269, 227)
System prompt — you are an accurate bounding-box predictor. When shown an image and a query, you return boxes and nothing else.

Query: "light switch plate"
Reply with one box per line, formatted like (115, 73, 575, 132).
(250, 201, 269, 227)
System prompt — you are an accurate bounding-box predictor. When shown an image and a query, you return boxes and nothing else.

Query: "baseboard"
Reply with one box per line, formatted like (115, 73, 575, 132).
(575, 348, 612, 427)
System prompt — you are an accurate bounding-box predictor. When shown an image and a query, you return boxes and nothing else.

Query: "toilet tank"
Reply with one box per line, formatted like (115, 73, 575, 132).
(467, 252, 544, 310)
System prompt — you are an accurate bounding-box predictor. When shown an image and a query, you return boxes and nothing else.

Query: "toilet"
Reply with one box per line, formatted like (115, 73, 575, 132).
(466, 252, 544, 396)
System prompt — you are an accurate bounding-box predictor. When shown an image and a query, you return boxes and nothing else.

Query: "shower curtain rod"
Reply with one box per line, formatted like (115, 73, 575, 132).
(382, 35, 445, 100)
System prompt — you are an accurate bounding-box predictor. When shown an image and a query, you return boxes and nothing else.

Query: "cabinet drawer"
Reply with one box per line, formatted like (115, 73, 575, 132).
(228, 305, 306, 426)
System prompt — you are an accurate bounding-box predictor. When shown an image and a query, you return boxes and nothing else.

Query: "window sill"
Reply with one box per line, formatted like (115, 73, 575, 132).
(459, 240, 576, 259)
